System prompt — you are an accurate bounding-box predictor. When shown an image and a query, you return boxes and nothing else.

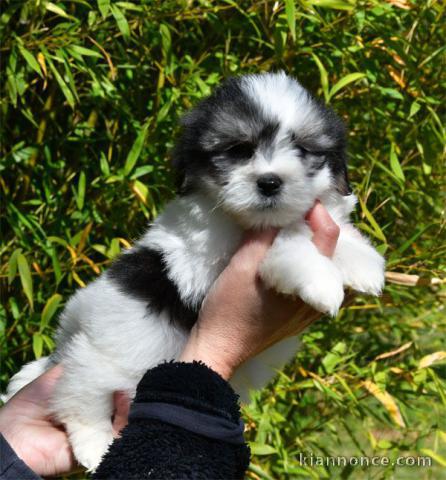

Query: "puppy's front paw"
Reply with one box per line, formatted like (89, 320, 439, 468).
(68, 422, 113, 472)
(298, 269, 345, 316)
(335, 243, 385, 296)
(260, 253, 344, 316)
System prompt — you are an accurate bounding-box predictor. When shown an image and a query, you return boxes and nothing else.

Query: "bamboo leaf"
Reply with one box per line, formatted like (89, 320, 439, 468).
(49, 246, 62, 285)
(76, 171, 86, 210)
(33, 333, 43, 358)
(390, 143, 405, 183)
(249, 442, 277, 455)
(46, 2, 70, 19)
(328, 72, 366, 100)
(124, 124, 148, 175)
(420, 449, 446, 467)
(18, 45, 43, 77)
(358, 196, 387, 243)
(69, 45, 102, 58)
(307, 0, 354, 10)
(97, 0, 110, 17)
(374, 342, 412, 361)
(8, 248, 21, 285)
(17, 252, 33, 310)
(131, 179, 149, 205)
(419, 352, 446, 369)
(40, 293, 63, 331)
(111, 5, 130, 40)
(409, 101, 421, 118)
(42, 334, 55, 351)
(42, 49, 75, 108)
(311, 53, 329, 102)
(159, 24, 172, 61)
(37, 52, 47, 77)
(285, 0, 296, 41)
(362, 380, 405, 427)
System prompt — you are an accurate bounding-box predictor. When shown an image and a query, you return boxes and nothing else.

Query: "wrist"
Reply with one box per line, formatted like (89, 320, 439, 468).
(179, 331, 236, 380)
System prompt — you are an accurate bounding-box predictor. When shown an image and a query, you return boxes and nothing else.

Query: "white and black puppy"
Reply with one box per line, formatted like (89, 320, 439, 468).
(4, 72, 385, 470)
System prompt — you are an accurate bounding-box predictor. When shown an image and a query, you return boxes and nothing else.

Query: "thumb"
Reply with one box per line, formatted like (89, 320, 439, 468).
(235, 228, 279, 265)
(307, 201, 340, 257)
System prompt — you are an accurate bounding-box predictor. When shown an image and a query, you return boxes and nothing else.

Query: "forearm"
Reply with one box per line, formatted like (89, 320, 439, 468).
(93, 362, 250, 480)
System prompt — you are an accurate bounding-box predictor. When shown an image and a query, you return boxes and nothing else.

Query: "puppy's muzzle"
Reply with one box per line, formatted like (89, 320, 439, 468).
(256, 174, 283, 197)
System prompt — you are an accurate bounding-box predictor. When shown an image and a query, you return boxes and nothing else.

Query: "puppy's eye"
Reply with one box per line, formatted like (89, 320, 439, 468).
(225, 142, 255, 159)
(293, 144, 309, 156)
(290, 134, 309, 156)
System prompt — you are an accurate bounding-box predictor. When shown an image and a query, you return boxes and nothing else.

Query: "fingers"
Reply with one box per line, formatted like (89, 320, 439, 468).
(233, 228, 279, 267)
(112, 391, 130, 436)
(307, 200, 340, 257)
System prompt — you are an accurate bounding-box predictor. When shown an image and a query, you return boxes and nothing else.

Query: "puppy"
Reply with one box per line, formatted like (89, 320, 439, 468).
(4, 72, 385, 470)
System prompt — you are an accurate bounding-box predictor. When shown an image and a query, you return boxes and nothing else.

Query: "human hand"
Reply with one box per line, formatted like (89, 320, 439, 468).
(0, 365, 130, 477)
(179, 201, 341, 379)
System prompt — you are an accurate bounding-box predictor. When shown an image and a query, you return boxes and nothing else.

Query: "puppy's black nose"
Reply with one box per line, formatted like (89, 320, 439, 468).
(257, 174, 283, 197)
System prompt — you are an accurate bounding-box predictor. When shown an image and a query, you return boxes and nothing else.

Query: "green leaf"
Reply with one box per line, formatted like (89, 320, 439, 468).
(42, 48, 75, 108)
(285, 0, 296, 41)
(107, 238, 121, 259)
(46, 2, 70, 19)
(76, 171, 86, 210)
(40, 293, 62, 331)
(322, 341, 347, 373)
(100, 151, 110, 176)
(130, 165, 154, 179)
(409, 101, 421, 118)
(124, 124, 149, 175)
(17, 253, 33, 309)
(328, 72, 366, 100)
(97, 0, 110, 17)
(159, 24, 172, 61)
(8, 248, 21, 285)
(111, 4, 130, 40)
(69, 45, 102, 58)
(49, 246, 62, 285)
(308, 0, 354, 10)
(358, 197, 387, 243)
(390, 143, 405, 183)
(249, 442, 277, 455)
(33, 333, 43, 358)
(380, 87, 404, 100)
(42, 334, 55, 351)
(420, 449, 446, 467)
(18, 45, 43, 77)
(311, 53, 329, 102)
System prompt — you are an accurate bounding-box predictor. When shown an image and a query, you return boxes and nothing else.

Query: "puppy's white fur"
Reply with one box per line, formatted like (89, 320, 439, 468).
(4, 72, 385, 470)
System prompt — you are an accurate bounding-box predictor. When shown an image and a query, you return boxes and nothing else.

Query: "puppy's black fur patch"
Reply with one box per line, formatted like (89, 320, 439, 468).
(108, 247, 199, 330)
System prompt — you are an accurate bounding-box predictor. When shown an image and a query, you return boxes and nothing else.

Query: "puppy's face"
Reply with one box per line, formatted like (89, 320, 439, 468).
(174, 72, 350, 228)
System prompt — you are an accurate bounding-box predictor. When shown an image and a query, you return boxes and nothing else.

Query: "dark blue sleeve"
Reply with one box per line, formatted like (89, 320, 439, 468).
(0, 435, 40, 480)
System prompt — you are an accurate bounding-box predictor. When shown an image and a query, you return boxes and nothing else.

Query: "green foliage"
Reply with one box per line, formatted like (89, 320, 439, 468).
(1, 1, 445, 478)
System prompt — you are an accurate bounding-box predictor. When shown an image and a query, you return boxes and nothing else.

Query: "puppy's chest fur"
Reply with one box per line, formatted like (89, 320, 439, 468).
(107, 193, 243, 331)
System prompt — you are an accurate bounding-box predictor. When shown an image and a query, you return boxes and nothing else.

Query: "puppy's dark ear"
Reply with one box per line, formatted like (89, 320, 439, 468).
(326, 149, 352, 196)
(335, 161, 352, 196)
(337, 165, 352, 196)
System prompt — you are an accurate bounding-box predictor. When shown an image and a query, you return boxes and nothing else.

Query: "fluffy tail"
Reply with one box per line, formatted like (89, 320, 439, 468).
(1, 356, 51, 403)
